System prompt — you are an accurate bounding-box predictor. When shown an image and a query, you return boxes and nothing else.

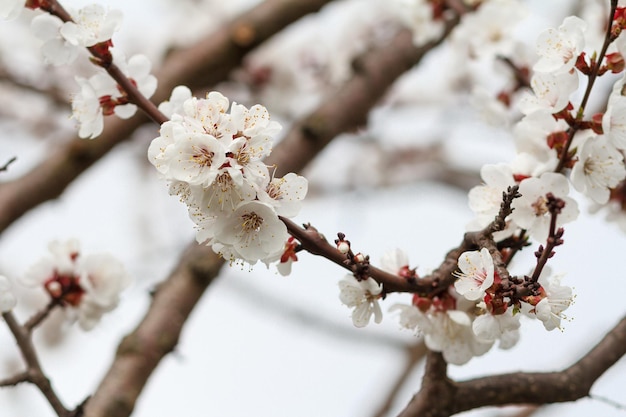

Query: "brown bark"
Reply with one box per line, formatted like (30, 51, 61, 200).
(396, 315, 626, 417)
(82, 243, 223, 417)
(265, 24, 458, 177)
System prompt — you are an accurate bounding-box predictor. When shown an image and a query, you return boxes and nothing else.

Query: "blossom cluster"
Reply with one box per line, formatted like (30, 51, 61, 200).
(389, 248, 572, 365)
(339, 5, 609, 364)
(31, 4, 123, 66)
(0, 2, 157, 139)
(465, 10, 626, 241)
(71, 48, 157, 138)
(149, 87, 308, 266)
(22, 239, 131, 330)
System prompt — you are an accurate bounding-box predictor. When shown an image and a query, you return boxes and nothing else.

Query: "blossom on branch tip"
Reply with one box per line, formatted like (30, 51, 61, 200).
(0, 275, 17, 312)
(149, 91, 305, 266)
(60, 4, 123, 48)
(338, 275, 382, 328)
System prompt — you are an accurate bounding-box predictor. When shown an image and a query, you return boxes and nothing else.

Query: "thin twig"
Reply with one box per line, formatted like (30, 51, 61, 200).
(2, 311, 70, 416)
(0, 157, 16, 172)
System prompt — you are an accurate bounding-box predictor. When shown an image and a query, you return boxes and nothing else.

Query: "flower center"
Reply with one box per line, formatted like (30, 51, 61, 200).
(531, 196, 549, 216)
(241, 212, 263, 233)
(191, 146, 215, 168)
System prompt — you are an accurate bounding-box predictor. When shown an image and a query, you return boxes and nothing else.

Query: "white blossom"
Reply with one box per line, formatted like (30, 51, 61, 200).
(31, 13, 80, 65)
(454, 248, 494, 301)
(0, 275, 17, 312)
(339, 275, 382, 328)
(534, 16, 587, 74)
(71, 76, 106, 139)
(513, 110, 568, 162)
(509, 151, 557, 179)
(22, 239, 81, 287)
(75, 253, 131, 330)
(191, 168, 258, 216)
(60, 4, 123, 47)
(165, 133, 227, 187)
(149, 91, 302, 266)
(70, 50, 156, 138)
(423, 310, 493, 365)
(211, 201, 288, 263)
(21, 240, 131, 330)
(534, 273, 573, 331)
(380, 248, 410, 275)
(571, 136, 626, 204)
(397, 0, 444, 47)
(110, 50, 158, 119)
(467, 163, 516, 232)
(452, 0, 527, 58)
(518, 71, 578, 115)
(603, 83, 626, 150)
(257, 172, 308, 217)
(472, 308, 520, 346)
(511, 172, 579, 242)
(229, 102, 282, 162)
(158, 85, 193, 118)
(390, 303, 425, 334)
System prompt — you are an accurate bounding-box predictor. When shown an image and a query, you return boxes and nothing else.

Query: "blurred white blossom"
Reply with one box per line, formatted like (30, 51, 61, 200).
(339, 275, 382, 328)
(21, 240, 131, 330)
(60, 4, 122, 47)
(0, 275, 17, 312)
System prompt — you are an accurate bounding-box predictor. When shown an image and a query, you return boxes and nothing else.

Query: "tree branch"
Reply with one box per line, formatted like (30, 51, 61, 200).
(395, 315, 626, 417)
(452, 314, 626, 412)
(397, 351, 455, 417)
(0, 0, 336, 234)
(265, 20, 459, 177)
(82, 243, 224, 417)
(2, 311, 70, 416)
